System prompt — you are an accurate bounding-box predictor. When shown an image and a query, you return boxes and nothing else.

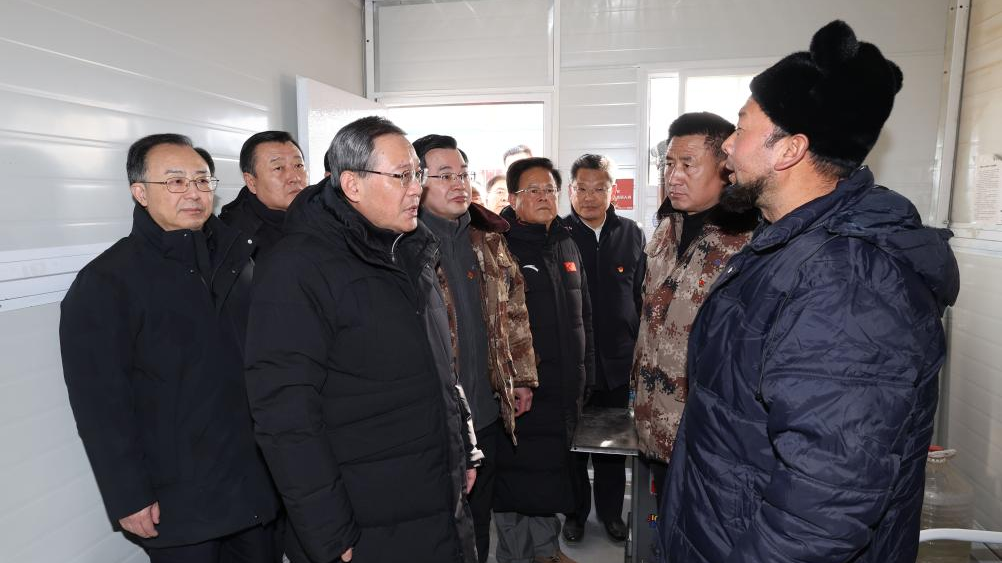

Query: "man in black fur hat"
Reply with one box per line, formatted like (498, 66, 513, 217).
(658, 20, 959, 563)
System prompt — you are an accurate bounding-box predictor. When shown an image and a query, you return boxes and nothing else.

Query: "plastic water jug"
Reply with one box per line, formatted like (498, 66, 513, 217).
(916, 447, 974, 563)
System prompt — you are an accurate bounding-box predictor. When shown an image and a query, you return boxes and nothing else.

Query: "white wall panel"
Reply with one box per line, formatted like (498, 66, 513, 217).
(374, 0, 553, 93)
(0, 0, 365, 560)
(945, 247, 1002, 531)
(560, 0, 949, 69)
(942, 0, 1002, 534)
(558, 66, 640, 220)
(558, 0, 951, 227)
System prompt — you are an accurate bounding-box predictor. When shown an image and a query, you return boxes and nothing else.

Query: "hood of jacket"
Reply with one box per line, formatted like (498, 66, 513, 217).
(285, 180, 439, 271)
(753, 166, 959, 313)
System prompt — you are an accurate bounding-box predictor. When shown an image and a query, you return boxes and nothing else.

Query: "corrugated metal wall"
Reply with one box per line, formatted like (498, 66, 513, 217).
(0, 0, 364, 561)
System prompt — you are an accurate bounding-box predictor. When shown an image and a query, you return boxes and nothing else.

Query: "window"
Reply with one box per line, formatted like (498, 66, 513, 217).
(643, 70, 757, 228)
(386, 101, 547, 191)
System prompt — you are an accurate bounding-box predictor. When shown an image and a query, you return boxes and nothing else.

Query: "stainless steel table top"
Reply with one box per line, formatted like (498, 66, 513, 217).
(571, 406, 639, 456)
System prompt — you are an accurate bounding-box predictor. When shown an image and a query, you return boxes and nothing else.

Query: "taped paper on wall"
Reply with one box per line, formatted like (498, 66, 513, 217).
(974, 154, 1002, 226)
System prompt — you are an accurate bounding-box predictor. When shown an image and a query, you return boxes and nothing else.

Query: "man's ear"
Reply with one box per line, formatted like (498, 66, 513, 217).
(341, 170, 363, 203)
(716, 158, 730, 183)
(243, 172, 258, 195)
(130, 183, 149, 207)
(774, 134, 810, 171)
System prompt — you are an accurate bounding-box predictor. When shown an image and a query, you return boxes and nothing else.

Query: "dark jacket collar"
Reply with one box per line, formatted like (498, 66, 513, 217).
(500, 206, 570, 244)
(657, 197, 759, 236)
(131, 203, 232, 260)
(286, 182, 438, 270)
(244, 186, 286, 227)
(749, 166, 871, 252)
(420, 207, 471, 241)
(468, 202, 510, 233)
(567, 204, 621, 234)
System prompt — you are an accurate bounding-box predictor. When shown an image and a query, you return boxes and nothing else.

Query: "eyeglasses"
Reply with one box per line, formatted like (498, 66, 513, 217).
(425, 171, 476, 185)
(571, 183, 611, 196)
(356, 169, 427, 188)
(143, 176, 219, 193)
(512, 184, 560, 198)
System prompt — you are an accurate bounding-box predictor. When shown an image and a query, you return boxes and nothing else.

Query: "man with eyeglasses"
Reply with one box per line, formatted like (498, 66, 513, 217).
(244, 117, 482, 563)
(562, 154, 646, 544)
(412, 134, 539, 563)
(493, 157, 594, 563)
(220, 131, 308, 256)
(59, 133, 279, 562)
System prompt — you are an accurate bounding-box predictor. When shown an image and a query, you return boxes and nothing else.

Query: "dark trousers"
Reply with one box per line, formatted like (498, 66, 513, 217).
(147, 523, 277, 563)
(469, 419, 501, 563)
(568, 384, 629, 524)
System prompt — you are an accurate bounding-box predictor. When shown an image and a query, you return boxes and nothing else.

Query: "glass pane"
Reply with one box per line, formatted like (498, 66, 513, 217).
(647, 74, 680, 208)
(387, 101, 546, 192)
(683, 74, 754, 123)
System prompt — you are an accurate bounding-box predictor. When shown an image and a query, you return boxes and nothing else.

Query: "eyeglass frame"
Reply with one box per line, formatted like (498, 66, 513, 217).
(511, 185, 561, 198)
(570, 182, 612, 196)
(424, 171, 477, 185)
(141, 176, 219, 193)
(354, 168, 427, 188)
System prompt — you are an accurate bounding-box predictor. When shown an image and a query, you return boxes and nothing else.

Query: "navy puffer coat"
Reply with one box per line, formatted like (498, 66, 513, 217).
(660, 167, 960, 563)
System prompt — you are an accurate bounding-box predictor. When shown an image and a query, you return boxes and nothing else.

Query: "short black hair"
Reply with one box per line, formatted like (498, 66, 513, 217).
(323, 146, 332, 174)
(328, 116, 407, 190)
(193, 147, 215, 175)
(570, 153, 615, 183)
(507, 156, 561, 194)
(503, 144, 532, 161)
(126, 133, 193, 184)
(667, 112, 735, 160)
(239, 131, 302, 176)
(412, 134, 459, 168)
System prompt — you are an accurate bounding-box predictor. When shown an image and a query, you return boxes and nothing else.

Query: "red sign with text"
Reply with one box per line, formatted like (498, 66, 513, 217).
(613, 178, 634, 210)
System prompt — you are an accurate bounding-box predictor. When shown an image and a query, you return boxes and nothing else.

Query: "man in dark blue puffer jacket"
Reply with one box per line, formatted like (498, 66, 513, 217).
(659, 20, 960, 563)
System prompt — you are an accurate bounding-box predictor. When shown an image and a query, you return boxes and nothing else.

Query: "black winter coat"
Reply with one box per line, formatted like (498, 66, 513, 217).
(493, 210, 595, 514)
(565, 205, 646, 390)
(661, 167, 961, 563)
(219, 186, 287, 257)
(244, 184, 476, 563)
(59, 206, 278, 548)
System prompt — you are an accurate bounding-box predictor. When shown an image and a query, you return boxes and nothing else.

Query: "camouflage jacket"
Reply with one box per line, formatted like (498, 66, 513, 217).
(630, 204, 755, 462)
(438, 204, 538, 444)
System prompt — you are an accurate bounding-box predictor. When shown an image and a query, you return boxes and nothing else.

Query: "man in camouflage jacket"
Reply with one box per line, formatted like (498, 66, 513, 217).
(630, 113, 756, 502)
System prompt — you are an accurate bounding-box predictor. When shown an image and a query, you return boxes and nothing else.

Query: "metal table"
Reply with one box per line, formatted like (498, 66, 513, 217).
(571, 406, 659, 563)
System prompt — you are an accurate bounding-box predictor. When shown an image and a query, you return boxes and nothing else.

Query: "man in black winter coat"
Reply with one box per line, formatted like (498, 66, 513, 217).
(562, 154, 646, 543)
(219, 131, 308, 255)
(59, 134, 279, 563)
(494, 157, 595, 563)
(244, 116, 482, 563)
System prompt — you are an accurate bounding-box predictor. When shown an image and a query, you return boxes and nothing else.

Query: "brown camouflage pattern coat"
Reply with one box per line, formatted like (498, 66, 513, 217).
(630, 206, 754, 463)
(438, 204, 538, 444)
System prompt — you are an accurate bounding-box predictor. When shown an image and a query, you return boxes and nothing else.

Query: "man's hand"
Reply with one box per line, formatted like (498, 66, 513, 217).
(513, 387, 534, 417)
(119, 501, 159, 538)
(340, 547, 353, 561)
(466, 468, 477, 494)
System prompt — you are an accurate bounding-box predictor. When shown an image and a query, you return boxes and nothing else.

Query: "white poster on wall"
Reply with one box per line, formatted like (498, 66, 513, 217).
(974, 154, 1002, 226)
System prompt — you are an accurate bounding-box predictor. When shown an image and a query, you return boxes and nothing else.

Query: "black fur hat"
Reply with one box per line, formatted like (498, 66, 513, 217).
(750, 20, 903, 166)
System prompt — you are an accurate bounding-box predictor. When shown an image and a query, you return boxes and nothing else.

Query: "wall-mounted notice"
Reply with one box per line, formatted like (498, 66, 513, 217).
(975, 154, 1002, 226)
(613, 178, 634, 210)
